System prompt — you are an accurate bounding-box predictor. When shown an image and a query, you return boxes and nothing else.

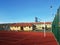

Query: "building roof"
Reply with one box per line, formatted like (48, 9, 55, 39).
(10, 23, 32, 26)
(45, 22, 51, 24)
(31, 22, 51, 24)
(10, 22, 51, 26)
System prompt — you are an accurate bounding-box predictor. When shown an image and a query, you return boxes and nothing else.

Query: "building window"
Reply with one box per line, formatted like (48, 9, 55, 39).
(42, 27, 44, 29)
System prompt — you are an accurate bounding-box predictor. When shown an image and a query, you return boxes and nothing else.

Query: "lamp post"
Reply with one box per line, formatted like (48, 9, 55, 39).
(50, 5, 53, 32)
(44, 20, 46, 37)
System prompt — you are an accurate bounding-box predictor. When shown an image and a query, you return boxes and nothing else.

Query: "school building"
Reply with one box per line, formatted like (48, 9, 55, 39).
(0, 22, 51, 31)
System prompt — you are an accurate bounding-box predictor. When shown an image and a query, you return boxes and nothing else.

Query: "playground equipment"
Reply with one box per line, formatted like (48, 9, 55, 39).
(52, 7, 60, 44)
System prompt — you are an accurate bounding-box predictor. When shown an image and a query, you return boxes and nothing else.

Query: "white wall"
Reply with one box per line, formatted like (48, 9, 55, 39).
(10, 26, 32, 31)
(10, 26, 21, 31)
(24, 26, 32, 31)
(35, 24, 51, 30)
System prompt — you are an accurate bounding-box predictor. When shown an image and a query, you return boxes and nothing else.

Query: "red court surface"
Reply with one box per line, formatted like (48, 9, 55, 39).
(0, 31, 58, 45)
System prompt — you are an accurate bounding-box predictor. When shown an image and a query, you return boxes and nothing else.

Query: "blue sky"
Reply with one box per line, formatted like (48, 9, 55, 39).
(0, 0, 60, 23)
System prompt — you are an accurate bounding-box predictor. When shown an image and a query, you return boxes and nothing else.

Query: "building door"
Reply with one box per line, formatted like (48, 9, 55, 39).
(21, 27, 23, 31)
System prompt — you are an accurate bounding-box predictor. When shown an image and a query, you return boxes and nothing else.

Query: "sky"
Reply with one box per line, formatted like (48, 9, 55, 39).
(0, 0, 60, 23)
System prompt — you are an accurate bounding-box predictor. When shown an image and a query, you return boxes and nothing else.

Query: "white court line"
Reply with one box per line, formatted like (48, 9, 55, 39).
(52, 32, 59, 45)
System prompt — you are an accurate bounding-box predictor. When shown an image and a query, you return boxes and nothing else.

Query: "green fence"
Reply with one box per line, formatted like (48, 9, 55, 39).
(52, 7, 60, 44)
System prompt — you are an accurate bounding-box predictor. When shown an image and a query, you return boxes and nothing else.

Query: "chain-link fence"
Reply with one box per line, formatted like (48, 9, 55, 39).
(52, 7, 60, 44)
